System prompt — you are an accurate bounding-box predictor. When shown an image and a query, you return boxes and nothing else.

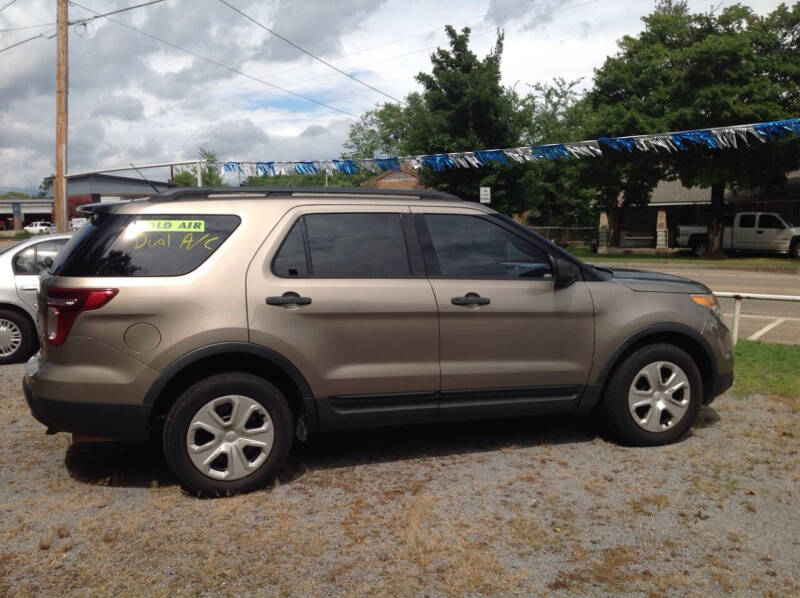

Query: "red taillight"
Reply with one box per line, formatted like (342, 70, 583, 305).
(45, 288, 118, 346)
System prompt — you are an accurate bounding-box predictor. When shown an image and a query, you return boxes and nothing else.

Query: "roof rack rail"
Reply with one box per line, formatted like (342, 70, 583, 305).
(147, 186, 462, 202)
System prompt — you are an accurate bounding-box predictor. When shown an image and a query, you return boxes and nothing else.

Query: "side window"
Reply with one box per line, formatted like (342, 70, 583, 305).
(423, 214, 552, 279)
(13, 247, 37, 275)
(272, 220, 308, 277)
(35, 240, 68, 272)
(303, 213, 411, 278)
(739, 214, 756, 228)
(758, 214, 784, 229)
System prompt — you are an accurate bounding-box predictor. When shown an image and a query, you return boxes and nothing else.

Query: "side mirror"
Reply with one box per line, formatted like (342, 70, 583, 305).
(554, 257, 580, 289)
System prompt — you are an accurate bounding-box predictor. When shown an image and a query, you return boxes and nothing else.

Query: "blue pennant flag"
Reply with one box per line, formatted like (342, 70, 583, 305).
(223, 161, 243, 173)
(597, 137, 637, 153)
(333, 159, 358, 174)
(255, 162, 274, 176)
(294, 162, 319, 175)
(753, 118, 800, 140)
(421, 154, 455, 171)
(532, 144, 572, 160)
(670, 130, 718, 150)
(375, 157, 401, 171)
(475, 150, 509, 165)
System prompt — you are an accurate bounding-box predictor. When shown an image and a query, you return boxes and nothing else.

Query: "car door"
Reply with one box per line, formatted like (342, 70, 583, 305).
(13, 239, 69, 312)
(411, 206, 595, 420)
(756, 214, 788, 252)
(733, 213, 758, 250)
(246, 205, 439, 429)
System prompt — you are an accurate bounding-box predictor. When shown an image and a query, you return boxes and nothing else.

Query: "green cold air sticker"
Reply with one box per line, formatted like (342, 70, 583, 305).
(139, 219, 205, 232)
(132, 219, 221, 252)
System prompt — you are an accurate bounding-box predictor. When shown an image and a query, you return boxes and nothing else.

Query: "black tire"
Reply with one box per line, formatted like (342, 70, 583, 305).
(790, 240, 800, 260)
(691, 237, 708, 257)
(163, 372, 293, 497)
(0, 308, 37, 365)
(601, 343, 702, 446)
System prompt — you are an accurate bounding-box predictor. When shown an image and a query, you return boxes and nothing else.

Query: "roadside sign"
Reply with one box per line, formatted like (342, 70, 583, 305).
(479, 187, 491, 204)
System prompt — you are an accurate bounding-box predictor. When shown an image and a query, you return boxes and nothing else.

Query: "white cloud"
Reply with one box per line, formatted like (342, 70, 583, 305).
(0, 0, 788, 188)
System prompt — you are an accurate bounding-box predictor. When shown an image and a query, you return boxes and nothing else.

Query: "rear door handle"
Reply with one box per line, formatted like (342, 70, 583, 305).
(266, 293, 312, 306)
(20, 285, 38, 291)
(452, 293, 490, 306)
(756, 230, 764, 234)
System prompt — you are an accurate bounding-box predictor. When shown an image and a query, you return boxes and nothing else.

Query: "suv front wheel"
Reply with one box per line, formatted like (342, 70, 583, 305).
(163, 372, 293, 497)
(601, 343, 702, 446)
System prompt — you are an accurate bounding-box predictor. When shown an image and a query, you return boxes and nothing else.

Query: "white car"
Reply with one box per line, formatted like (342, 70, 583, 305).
(0, 233, 71, 363)
(24, 221, 55, 235)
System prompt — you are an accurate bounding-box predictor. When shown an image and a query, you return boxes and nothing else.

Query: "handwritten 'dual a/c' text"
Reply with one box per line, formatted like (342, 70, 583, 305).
(134, 233, 221, 251)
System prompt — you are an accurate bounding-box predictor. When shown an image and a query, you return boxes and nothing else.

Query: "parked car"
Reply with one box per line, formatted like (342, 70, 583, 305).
(24, 221, 55, 235)
(24, 188, 734, 496)
(0, 233, 71, 364)
(676, 212, 800, 257)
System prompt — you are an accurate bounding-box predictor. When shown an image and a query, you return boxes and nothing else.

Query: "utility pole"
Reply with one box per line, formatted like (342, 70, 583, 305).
(54, 0, 68, 233)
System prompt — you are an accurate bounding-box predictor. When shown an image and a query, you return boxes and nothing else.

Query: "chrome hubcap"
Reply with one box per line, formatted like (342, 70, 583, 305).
(628, 361, 691, 432)
(0, 319, 22, 357)
(186, 395, 274, 481)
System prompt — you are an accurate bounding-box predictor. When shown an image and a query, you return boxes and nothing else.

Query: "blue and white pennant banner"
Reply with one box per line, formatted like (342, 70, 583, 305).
(215, 118, 799, 178)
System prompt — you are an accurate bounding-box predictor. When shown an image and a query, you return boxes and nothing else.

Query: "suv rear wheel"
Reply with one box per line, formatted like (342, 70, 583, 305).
(601, 343, 702, 446)
(163, 372, 293, 497)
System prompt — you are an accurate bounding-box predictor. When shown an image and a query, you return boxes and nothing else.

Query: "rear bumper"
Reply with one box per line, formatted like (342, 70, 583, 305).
(23, 373, 151, 442)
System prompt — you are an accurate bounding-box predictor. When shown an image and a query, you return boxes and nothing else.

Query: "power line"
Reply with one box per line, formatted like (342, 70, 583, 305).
(0, 0, 18, 13)
(0, 0, 164, 47)
(0, 22, 56, 33)
(68, 0, 166, 26)
(216, 0, 402, 104)
(0, 29, 55, 54)
(69, 1, 358, 118)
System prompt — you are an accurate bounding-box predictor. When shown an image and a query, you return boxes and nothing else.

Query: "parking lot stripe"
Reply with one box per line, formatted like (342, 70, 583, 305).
(748, 318, 787, 341)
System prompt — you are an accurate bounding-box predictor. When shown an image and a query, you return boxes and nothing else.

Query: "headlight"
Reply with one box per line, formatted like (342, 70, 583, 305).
(691, 294, 721, 316)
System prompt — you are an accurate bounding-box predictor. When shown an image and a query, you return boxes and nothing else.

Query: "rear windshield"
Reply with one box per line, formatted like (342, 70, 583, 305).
(50, 212, 240, 277)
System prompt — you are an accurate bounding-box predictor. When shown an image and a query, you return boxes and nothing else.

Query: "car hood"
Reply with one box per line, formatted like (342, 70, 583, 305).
(598, 266, 712, 294)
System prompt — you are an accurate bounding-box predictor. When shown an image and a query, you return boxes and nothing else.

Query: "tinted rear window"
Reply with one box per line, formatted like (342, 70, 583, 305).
(50, 213, 240, 277)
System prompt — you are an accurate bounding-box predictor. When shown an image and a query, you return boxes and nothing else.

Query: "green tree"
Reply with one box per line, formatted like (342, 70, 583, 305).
(244, 170, 374, 187)
(344, 26, 535, 215)
(171, 147, 224, 187)
(520, 78, 596, 227)
(587, 1, 800, 256)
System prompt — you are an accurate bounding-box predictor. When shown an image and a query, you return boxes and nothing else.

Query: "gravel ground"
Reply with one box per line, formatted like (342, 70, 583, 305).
(1, 362, 798, 597)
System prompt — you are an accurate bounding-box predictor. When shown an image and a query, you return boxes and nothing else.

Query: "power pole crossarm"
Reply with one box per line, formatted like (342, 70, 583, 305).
(54, 0, 68, 233)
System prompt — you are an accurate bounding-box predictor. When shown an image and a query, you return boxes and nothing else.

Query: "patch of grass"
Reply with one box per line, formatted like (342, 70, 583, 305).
(733, 341, 800, 400)
(567, 246, 798, 269)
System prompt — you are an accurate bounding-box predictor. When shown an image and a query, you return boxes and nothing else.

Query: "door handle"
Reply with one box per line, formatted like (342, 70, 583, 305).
(20, 285, 38, 291)
(266, 293, 311, 306)
(452, 293, 490, 306)
(756, 230, 763, 234)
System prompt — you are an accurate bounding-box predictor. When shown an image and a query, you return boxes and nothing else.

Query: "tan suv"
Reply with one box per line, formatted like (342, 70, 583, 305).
(24, 187, 734, 496)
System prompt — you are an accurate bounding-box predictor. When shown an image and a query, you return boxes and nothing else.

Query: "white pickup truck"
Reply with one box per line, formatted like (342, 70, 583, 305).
(676, 212, 800, 258)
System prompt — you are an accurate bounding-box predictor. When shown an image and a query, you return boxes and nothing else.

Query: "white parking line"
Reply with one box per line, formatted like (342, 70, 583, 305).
(748, 318, 788, 341)
(721, 313, 800, 322)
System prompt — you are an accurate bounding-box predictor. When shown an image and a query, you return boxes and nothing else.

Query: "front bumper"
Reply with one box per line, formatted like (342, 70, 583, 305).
(706, 370, 734, 405)
(23, 373, 152, 442)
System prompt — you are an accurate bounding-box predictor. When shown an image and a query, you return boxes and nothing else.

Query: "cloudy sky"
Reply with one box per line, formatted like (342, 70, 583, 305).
(0, 0, 786, 190)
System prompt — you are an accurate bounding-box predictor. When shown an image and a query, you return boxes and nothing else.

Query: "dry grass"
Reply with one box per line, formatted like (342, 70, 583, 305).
(1, 361, 799, 596)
